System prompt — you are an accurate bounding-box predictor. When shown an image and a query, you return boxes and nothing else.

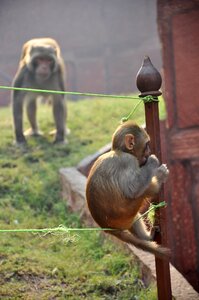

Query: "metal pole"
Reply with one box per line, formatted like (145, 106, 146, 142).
(136, 56, 172, 300)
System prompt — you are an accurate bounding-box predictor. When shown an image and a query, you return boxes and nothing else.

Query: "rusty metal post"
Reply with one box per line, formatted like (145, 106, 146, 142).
(136, 56, 172, 300)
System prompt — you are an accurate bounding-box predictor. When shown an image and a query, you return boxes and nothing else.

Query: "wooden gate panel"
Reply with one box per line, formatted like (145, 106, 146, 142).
(158, 0, 199, 291)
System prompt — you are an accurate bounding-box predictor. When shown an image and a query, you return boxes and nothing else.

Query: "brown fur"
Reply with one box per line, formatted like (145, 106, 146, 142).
(86, 121, 170, 258)
(12, 37, 67, 144)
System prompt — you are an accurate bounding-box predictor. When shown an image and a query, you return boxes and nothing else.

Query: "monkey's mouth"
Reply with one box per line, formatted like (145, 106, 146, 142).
(36, 73, 50, 81)
(140, 157, 148, 167)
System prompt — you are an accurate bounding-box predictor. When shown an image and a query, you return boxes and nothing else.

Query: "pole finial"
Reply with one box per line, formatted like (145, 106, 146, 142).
(136, 56, 162, 97)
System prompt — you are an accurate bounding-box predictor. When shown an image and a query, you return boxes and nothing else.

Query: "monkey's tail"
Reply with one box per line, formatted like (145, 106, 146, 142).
(107, 230, 170, 259)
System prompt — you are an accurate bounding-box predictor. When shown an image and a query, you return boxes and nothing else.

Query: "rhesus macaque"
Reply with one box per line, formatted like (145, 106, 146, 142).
(12, 37, 67, 144)
(86, 121, 170, 258)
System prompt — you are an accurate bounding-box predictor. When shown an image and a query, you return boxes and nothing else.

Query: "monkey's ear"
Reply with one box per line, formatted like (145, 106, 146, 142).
(124, 134, 135, 150)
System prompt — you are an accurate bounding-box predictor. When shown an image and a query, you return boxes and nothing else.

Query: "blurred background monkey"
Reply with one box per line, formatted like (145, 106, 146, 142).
(86, 121, 170, 258)
(12, 37, 67, 144)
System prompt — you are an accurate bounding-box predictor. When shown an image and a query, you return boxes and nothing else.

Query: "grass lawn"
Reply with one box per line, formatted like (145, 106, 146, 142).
(0, 96, 165, 299)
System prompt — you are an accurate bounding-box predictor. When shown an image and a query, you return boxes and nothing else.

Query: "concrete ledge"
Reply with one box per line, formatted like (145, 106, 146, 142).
(59, 167, 93, 223)
(77, 143, 111, 177)
(59, 167, 199, 300)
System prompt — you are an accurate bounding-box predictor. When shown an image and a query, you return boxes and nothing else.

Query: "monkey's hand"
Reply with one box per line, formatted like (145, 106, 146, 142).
(156, 164, 169, 183)
(146, 154, 160, 169)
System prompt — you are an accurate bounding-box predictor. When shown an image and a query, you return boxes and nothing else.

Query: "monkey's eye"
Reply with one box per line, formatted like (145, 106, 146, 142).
(44, 58, 54, 67)
(37, 57, 53, 62)
(33, 57, 43, 66)
(32, 59, 38, 68)
(144, 142, 150, 155)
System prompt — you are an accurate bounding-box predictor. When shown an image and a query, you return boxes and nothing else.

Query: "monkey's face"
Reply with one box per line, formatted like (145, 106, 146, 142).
(112, 122, 151, 166)
(33, 56, 55, 81)
(138, 141, 151, 166)
(123, 131, 151, 166)
(131, 136, 151, 167)
(28, 46, 57, 82)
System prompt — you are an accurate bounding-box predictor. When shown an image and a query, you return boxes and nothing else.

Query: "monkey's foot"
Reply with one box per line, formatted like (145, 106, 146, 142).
(24, 128, 43, 137)
(14, 139, 27, 147)
(53, 138, 68, 145)
(14, 133, 27, 145)
(66, 127, 71, 135)
(49, 129, 56, 136)
(49, 128, 71, 136)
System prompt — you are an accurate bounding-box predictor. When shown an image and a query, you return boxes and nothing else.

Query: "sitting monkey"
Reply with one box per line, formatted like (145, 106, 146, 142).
(12, 37, 67, 144)
(86, 121, 170, 258)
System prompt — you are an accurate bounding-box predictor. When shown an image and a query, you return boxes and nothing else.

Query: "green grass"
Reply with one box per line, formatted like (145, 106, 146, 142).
(0, 96, 165, 299)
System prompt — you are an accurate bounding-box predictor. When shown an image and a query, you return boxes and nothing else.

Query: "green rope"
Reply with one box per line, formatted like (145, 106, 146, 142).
(0, 202, 166, 234)
(121, 95, 158, 122)
(121, 99, 143, 122)
(0, 86, 159, 102)
(141, 95, 159, 103)
(0, 85, 159, 121)
(134, 201, 167, 223)
(0, 225, 114, 234)
(0, 85, 140, 100)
